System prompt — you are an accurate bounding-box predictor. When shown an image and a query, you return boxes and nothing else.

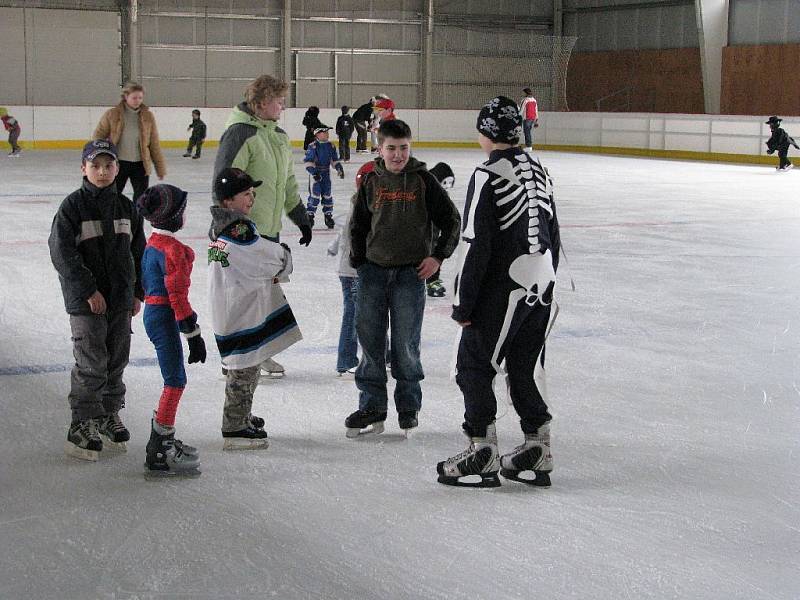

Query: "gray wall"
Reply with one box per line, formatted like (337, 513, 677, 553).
(0, 7, 120, 106)
(729, 0, 800, 45)
(564, 0, 699, 52)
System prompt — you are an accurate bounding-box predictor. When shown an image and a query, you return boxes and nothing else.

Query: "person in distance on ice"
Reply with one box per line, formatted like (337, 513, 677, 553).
(437, 96, 561, 489)
(345, 119, 461, 439)
(304, 126, 345, 230)
(183, 109, 206, 159)
(209, 168, 301, 450)
(48, 140, 145, 462)
(765, 116, 799, 171)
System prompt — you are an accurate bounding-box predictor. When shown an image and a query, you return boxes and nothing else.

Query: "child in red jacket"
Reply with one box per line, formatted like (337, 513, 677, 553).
(137, 184, 206, 478)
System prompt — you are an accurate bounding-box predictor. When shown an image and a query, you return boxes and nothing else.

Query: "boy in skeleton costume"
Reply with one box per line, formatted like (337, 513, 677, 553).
(437, 96, 560, 488)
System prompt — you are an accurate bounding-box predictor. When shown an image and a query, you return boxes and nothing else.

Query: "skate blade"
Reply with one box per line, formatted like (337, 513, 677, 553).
(345, 421, 385, 439)
(500, 469, 551, 487)
(223, 438, 270, 451)
(144, 467, 202, 480)
(64, 441, 100, 462)
(259, 371, 285, 380)
(99, 437, 127, 453)
(437, 472, 501, 488)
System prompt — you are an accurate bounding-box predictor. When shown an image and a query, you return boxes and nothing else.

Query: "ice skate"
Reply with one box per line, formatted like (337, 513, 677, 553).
(336, 367, 357, 379)
(222, 425, 269, 450)
(345, 409, 387, 438)
(324, 213, 335, 229)
(182, 152, 191, 157)
(436, 422, 501, 488)
(65, 419, 102, 461)
(499, 423, 552, 487)
(192, 155, 200, 159)
(260, 357, 285, 379)
(426, 279, 446, 298)
(8, 150, 21, 158)
(249, 414, 265, 430)
(97, 412, 130, 452)
(398, 411, 418, 438)
(144, 419, 201, 479)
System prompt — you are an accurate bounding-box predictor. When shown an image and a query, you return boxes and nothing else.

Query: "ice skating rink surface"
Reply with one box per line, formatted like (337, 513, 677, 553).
(1, 147, 798, 599)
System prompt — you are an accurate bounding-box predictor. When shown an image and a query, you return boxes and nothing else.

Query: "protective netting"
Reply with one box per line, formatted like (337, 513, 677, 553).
(432, 26, 577, 111)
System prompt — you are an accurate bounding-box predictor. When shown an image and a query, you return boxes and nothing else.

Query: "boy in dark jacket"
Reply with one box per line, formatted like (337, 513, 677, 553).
(335, 106, 355, 162)
(765, 116, 799, 171)
(352, 101, 374, 153)
(48, 140, 146, 461)
(184, 109, 206, 159)
(345, 119, 461, 438)
(436, 96, 560, 489)
(302, 106, 323, 150)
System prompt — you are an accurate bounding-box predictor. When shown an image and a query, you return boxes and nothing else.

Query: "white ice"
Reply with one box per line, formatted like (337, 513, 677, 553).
(0, 147, 798, 599)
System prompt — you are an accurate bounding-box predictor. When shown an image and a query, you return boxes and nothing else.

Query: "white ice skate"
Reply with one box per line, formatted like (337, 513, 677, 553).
(260, 357, 285, 379)
(499, 423, 552, 487)
(398, 411, 418, 438)
(436, 423, 501, 488)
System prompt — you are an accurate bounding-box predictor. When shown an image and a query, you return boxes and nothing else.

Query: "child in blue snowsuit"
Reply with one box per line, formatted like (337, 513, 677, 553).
(304, 126, 344, 229)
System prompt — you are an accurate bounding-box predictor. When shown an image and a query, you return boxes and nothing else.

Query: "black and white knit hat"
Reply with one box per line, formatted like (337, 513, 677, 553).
(136, 184, 188, 232)
(476, 96, 522, 144)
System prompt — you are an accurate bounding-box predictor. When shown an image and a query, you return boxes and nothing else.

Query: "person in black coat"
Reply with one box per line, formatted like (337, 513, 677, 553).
(352, 101, 374, 153)
(765, 116, 799, 171)
(335, 106, 355, 162)
(302, 106, 323, 150)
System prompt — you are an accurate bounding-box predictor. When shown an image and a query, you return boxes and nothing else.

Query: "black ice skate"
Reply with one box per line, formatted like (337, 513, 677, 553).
(345, 409, 387, 438)
(97, 412, 130, 452)
(145, 419, 201, 479)
(436, 422, 501, 488)
(182, 152, 191, 157)
(426, 279, 446, 297)
(324, 213, 335, 229)
(398, 411, 418, 437)
(65, 419, 103, 461)
(500, 423, 552, 487)
(222, 425, 269, 451)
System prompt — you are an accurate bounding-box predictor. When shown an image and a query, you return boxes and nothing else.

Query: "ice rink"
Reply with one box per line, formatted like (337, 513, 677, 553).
(1, 145, 798, 599)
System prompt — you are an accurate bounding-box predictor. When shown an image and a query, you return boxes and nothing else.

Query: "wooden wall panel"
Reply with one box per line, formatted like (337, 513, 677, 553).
(566, 48, 704, 114)
(722, 44, 800, 116)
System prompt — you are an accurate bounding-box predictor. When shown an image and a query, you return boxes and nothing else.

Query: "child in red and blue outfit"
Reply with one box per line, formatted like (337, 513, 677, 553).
(304, 126, 344, 229)
(137, 184, 206, 477)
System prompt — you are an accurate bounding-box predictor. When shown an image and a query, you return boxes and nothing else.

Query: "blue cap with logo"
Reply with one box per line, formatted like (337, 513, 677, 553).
(82, 139, 118, 162)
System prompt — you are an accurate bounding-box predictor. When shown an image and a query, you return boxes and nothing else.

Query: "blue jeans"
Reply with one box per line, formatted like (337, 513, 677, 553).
(337, 276, 359, 372)
(523, 120, 535, 147)
(355, 263, 425, 412)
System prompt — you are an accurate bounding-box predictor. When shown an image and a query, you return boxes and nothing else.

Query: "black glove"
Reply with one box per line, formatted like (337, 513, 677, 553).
(335, 164, 345, 179)
(187, 335, 207, 364)
(312, 173, 321, 183)
(299, 225, 312, 246)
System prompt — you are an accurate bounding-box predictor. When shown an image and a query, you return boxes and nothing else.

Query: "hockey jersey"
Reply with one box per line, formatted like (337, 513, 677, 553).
(207, 206, 301, 369)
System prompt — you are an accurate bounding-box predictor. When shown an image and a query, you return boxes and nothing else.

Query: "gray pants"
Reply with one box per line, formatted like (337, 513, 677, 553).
(223, 365, 261, 432)
(68, 311, 132, 423)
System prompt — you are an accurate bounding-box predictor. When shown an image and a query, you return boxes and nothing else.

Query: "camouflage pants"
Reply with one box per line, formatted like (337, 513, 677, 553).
(222, 365, 260, 432)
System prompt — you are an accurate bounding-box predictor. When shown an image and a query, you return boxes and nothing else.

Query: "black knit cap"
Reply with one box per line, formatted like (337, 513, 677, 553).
(136, 184, 188, 232)
(429, 162, 455, 189)
(476, 96, 522, 144)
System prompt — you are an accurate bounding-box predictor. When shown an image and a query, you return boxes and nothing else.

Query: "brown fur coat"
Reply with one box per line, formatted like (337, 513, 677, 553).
(93, 102, 166, 178)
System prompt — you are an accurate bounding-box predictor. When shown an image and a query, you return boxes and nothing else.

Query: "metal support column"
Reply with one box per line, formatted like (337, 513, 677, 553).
(422, 0, 433, 108)
(283, 0, 293, 106)
(695, 0, 729, 114)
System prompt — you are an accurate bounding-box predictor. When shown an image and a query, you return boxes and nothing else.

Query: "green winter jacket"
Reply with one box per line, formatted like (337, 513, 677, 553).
(213, 103, 307, 238)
